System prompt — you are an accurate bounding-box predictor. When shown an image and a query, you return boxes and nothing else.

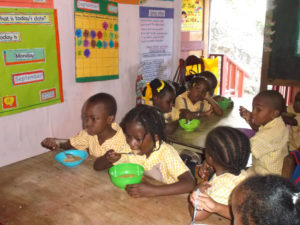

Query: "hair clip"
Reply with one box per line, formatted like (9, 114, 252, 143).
(142, 82, 153, 104)
(156, 80, 165, 93)
(292, 192, 300, 204)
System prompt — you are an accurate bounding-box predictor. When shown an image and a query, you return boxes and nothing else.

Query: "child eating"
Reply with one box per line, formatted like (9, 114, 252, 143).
(94, 104, 195, 197)
(41, 93, 129, 157)
(240, 90, 288, 175)
(175, 76, 223, 121)
(142, 78, 179, 134)
(189, 126, 250, 221)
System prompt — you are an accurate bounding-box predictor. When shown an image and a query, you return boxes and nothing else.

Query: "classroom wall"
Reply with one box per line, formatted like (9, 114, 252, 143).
(0, 0, 181, 167)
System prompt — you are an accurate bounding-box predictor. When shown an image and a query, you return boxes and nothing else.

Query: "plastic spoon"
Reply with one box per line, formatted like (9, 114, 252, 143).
(190, 188, 200, 225)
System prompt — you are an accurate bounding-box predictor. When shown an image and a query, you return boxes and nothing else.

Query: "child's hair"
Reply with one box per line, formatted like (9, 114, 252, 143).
(205, 126, 250, 175)
(142, 79, 175, 99)
(236, 175, 300, 225)
(86, 92, 117, 116)
(199, 71, 218, 94)
(255, 90, 286, 114)
(189, 76, 210, 90)
(120, 104, 166, 148)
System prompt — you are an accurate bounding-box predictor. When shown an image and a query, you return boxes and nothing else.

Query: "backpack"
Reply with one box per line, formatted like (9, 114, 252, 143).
(291, 150, 300, 188)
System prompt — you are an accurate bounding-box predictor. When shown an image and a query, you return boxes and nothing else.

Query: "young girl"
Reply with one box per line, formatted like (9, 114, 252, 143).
(189, 126, 250, 221)
(175, 76, 223, 120)
(94, 104, 195, 197)
(231, 175, 300, 225)
(142, 78, 179, 134)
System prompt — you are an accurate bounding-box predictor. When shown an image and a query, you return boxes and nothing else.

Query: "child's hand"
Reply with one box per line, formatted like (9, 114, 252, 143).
(125, 182, 156, 198)
(189, 182, 211, 207)
(41, 138, 58, 150)
(198, 161, 214, 180)
(239, 106, 251, 122)
(105, 149, 121, 163)
(195, 191, 218, 212)
(200, 108, 213, 117)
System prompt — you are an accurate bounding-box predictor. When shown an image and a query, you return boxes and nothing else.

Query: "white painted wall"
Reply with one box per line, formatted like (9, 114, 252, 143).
(0, 0, 181, 167)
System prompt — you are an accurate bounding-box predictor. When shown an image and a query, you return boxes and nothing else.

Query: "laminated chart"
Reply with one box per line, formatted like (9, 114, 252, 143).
(0, 8, 63, 117)
(74, 0, 119, 82)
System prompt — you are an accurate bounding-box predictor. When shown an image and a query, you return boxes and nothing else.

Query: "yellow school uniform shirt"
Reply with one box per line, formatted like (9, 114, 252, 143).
(175, 91, 211, 112)
(144, 100, 180, 122)
(69, 123, 128, 157)
(115, 141, 190, 184)
(287, 105, 300, 150)
(206, 170, 247, 205)
(247, 116, 288, 175)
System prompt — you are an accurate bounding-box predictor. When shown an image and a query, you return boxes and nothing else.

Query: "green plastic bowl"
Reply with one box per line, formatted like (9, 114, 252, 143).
(216, 98, 232, 110)
(109, 163, 144, 189)
(179, 119, 200, 132)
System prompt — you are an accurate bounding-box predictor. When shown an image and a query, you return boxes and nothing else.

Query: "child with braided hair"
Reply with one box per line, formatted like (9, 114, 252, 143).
(142, 78, 180, 134)
(94, 104, 195, 197)
(231, 175, 300, 225)
(175, 76, 223, 120)
(189, 126, 250, 221)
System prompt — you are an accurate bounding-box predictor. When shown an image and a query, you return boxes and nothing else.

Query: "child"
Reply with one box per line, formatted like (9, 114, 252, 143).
(142, 78, 179, 134)
(41, 93, 129, 157)
(240, 90, 288, 175)
(231, 175, 300, 225)
(282, 91, 300, 150)
(93, 104, 195, 197)
(189, 126, 250, 221)
(175, 76, 223, 120)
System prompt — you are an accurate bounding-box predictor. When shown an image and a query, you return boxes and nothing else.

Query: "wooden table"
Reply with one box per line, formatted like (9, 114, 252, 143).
(0, 152, 230, 225)
(167, 104, 249, 151)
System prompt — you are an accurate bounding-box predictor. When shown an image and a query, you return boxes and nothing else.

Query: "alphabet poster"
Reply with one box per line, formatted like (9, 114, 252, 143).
(74, 0, 119, 82)
(0, 8, 63, 117)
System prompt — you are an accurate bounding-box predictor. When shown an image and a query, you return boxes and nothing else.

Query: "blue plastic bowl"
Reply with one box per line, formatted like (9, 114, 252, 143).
(55, 150, 88, 167)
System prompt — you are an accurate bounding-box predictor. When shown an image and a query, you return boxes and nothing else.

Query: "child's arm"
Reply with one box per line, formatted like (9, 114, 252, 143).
(189, 191, 231, 220)
(125, 171, 195, 197)
(93, 150, 121, 171)
(164, 121, 178, 135)
(41, 138, 73, 150)
(205, 93, 223, 116)
(282, 153, 297, 178)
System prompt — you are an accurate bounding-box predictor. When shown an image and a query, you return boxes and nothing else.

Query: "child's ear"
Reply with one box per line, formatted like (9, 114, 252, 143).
(271, 109, 280, 119)
(107, 115, 115, 124)
(154, 134, 159, 142)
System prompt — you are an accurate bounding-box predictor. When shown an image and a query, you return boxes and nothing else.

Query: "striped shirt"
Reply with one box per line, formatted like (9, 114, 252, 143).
(69, 123, 128, 157)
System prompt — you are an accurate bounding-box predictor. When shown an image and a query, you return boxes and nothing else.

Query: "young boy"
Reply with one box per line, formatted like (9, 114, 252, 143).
(240, 90, 288, 175)
(41, 93, 129, 157)
(282, 91, 300, 150)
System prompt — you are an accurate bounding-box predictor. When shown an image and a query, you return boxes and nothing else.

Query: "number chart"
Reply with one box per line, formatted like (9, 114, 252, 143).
(74, 0, 119, 82)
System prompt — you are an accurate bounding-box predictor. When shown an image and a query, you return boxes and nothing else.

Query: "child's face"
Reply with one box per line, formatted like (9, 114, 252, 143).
(252, 96, 279, 127)
(293, 93, 300, 113)
(82, 102, 113, 136)
(189, 82, 207, 102)
(153, 91, 175, 113)
(124, 121, 156, 157)
(231, 185, 244, 225)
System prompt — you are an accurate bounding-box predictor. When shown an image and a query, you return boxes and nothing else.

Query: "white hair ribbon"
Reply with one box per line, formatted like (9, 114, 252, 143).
(292, 192, 300, 204)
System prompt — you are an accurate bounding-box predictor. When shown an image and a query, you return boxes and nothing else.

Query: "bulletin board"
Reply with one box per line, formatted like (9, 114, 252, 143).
(0, 0, 53, 8)
(268, 0, 300, 82)
(74, 0, 119, 82)
(0, 8, 63, 117)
